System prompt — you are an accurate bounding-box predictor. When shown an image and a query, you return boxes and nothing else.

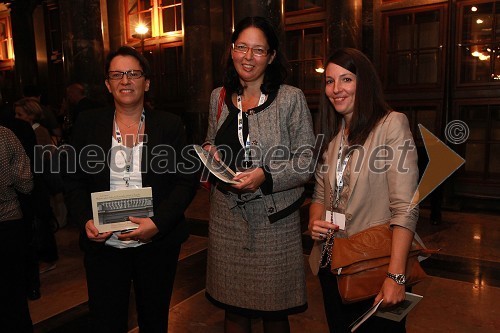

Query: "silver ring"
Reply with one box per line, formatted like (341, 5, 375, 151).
(319, 233, 325, 239)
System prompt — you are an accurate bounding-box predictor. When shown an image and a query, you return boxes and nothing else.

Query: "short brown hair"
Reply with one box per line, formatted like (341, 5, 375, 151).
(14, 97, 44, 122)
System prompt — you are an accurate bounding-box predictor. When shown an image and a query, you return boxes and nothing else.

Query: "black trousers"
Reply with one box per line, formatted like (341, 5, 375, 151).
(0, 219, 33, 333)
(318, 268, 406, 333)
(84, 239, 181, 333)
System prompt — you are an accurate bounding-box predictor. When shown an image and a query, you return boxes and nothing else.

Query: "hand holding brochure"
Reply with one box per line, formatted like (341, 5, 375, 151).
(349, 292, 423, 332)
(375, 292, 423, 322)
(193, 144, 239, 184)
(91, 187, 154, 233)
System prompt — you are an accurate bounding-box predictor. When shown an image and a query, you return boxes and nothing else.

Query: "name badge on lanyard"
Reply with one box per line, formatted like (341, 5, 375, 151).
(114, 109, 145, 187)
(328, 119, 350, 230)
(236, 92, 266, 163)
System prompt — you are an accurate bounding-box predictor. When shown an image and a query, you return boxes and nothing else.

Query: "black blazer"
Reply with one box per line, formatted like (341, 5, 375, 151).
(64, 107, 197, 252)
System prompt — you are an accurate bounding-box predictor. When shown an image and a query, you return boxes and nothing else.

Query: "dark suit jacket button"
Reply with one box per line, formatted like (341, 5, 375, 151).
(346, 213, 353, 220)
(268, 207, 275, 213)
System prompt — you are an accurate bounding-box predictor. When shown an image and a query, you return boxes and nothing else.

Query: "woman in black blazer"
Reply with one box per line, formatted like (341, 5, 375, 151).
(64, 46, 197, 333)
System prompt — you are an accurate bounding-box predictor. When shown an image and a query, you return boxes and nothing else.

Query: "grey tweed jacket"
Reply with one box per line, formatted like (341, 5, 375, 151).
(204, 84, 316, 221)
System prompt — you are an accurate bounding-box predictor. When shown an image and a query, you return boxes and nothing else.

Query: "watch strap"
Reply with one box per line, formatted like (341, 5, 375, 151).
(386, 272, 406, 285)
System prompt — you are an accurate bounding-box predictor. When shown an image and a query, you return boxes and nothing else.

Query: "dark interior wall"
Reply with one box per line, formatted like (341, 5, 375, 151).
(59, 0, 105, 101)
(10, 0, 38, 100)
(209, 0, 230, 87)
(106, 0, 125, 53)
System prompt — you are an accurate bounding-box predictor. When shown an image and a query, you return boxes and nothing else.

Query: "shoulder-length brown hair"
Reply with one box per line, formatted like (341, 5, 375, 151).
(318, 48, 391, 156)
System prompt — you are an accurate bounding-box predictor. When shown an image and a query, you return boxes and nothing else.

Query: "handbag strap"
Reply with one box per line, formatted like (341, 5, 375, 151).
(319, 186, 338, 268)
(216, 87, 226, 123)
(319, 229, 335, 268)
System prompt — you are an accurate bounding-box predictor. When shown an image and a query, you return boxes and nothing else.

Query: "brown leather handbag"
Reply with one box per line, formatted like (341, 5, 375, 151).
(200, 87, 226, 190)
(330, 223, 429, 304)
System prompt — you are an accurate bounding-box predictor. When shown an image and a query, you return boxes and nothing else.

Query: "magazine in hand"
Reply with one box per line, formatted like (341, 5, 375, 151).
(375, 292, 423, 322)
(193, 144, 239, 184)
(91, 187, 154, 233)
(349, 292, 423, 331)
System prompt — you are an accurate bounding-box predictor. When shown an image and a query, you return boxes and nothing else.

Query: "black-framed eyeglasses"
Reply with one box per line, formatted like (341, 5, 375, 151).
(232, 44, 269, 57)
(107, 70, 145, 80)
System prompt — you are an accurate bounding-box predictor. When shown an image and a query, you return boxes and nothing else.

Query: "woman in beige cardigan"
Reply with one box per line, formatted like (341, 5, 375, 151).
(308, 48, 419, 333)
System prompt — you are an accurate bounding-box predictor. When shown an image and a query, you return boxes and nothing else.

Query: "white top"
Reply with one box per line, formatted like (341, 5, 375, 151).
(106, 136, 144, 249)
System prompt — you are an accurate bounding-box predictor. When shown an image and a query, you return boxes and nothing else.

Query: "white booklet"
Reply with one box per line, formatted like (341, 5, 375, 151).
(193, 144, 239, 184)
(349, 299, 383, 332)
(91, 187, 154, 233)
(375, 292, 423, 322)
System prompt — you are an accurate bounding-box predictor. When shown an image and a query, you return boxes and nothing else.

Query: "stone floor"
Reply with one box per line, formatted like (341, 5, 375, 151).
(29, 189, 500, 333)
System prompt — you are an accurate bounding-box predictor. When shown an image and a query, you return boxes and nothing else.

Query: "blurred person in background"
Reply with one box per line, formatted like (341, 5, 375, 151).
(0, 125, 34, 332)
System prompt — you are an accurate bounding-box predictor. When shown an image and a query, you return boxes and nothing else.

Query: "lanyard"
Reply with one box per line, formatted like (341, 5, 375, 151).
(333, 120, 351, 209)
(236, 92, 266, 161)
(114, 109, 146, 186)
(320, 121, 351, 269)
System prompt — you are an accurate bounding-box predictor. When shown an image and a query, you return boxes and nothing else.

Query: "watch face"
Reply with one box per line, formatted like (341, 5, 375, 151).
(395, 275, 406, 284)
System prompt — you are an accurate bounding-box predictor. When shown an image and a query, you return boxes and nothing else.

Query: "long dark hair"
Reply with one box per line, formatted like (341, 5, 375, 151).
(319, 48, 391, 155)
(223, 16, 288, 95)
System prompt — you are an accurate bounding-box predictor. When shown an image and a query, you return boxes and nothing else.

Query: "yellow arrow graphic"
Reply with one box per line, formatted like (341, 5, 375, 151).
(409, 124, 465, 210)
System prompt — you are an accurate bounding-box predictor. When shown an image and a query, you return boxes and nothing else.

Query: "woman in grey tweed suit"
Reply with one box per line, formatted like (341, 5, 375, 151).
(202, 17, 315, 333)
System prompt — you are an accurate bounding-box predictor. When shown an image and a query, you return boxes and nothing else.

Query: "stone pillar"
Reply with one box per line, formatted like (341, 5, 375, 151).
(59, 0, 105, 101)
(327, 0, 363, 52)
(10, 0, 38, 98)
(362, 0, 374, 57)
(183, 0, 213, 144)
(232, 0, 284, 44)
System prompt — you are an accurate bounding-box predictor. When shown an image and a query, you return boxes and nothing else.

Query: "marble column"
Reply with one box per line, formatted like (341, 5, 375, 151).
(362, 0, 374, 56)
(183, 0, 213, 144)
(10, 0, 38, 98)
(327, 0, 363, 52)
(58, 0, 105, 101)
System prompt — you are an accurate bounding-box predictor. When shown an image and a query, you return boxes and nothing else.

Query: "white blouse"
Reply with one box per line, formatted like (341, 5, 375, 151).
(106, 136, 144, 249)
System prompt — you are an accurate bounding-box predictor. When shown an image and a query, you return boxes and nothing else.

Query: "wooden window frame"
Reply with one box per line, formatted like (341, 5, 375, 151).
(0, 14, 13, 69)
(455, 0, 500, 88)
(284, 0, 325, 16)
(285, 22, 326, 99)
(381, 4, 447, 92)
(124, 0, 183, 43)
(453, 99, 500, 180)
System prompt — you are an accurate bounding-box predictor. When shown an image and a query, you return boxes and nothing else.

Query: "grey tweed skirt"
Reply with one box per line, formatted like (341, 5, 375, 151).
(205, 188, 307, 315)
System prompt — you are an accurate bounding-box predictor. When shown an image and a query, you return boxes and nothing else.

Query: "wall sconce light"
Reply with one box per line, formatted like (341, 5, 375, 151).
(135, 24, 149, 35)
(315, 60, 324, 73)
(134, 24, 150, 53)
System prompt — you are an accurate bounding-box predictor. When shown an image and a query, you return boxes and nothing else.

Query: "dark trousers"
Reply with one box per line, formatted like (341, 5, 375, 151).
(0, 219, 33, 333)
(84, 239, 181, 333)
(318, 268, 406, 333)
(33, 175, 59, 263)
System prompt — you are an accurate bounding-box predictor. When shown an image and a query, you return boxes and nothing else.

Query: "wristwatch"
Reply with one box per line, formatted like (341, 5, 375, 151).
(386, 272, 406, 285)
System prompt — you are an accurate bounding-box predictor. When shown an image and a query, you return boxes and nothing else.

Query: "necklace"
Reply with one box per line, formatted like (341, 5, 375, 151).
(116, 117, 140, 128)
(114, 109, 146, 186)
(237, 92, 266, 164)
